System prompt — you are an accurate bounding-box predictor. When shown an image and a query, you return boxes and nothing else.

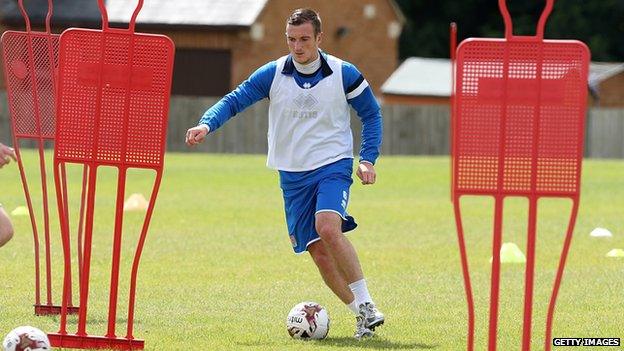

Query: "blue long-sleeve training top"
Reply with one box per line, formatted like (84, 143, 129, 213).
(198, 51, 383, 165)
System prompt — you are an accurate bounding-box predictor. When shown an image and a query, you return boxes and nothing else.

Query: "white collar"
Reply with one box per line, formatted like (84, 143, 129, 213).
(293, 53, 321, 75)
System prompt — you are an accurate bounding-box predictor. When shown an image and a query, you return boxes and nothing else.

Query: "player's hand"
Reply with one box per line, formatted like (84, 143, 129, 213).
(0, 143, 17, 169)
(185, 125, 209, 146)
(356, 162, 376, 185)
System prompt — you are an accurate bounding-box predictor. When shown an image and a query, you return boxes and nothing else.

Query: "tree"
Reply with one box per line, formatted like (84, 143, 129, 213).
(396, 0, 624, 61)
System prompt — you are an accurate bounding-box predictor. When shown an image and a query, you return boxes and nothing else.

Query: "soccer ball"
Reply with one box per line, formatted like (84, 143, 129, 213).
(2, 326, 50, 351)
(286, 302, 330, 339)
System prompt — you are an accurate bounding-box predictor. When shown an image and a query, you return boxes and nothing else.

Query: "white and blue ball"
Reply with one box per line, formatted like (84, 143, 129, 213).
(286, 302, 330, 339)
(2, 326, 50, 351)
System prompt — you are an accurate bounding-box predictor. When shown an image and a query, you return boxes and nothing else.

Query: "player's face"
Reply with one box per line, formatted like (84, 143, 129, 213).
(286, 22, 322, 64)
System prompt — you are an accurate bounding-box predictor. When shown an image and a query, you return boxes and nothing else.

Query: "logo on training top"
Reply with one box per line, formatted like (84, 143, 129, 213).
(284, 93, 319, 120)
(290, 234, 297, 247)
(294, 93, 318, 109)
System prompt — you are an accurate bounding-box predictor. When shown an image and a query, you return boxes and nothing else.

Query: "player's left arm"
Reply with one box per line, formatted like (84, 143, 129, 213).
(343, 62, 382, 185)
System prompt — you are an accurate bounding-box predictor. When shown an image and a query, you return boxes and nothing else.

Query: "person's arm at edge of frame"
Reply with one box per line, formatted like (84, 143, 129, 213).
(185, 61, 277, 146)
(343, 63, 382, 185)
(0, 142, 17, 247)
(0, 142, 17, 169)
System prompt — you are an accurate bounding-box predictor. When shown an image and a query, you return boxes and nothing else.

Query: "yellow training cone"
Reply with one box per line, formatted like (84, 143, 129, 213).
(123, 193, 148, 212)
(605, 249, 624, 258)
(490, 242, 526, 264)
(10, 206, 29, 216)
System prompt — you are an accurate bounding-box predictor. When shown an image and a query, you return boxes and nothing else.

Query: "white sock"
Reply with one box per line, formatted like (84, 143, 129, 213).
(346, 300, 359, 316)
(348, 278, 373, 308)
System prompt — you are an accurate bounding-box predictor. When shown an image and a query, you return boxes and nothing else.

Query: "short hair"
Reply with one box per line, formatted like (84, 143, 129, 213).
(287, 8, 322, 36)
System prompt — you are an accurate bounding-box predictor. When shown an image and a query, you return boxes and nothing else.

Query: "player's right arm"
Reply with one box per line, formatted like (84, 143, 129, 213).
(186, 61, 276, 146)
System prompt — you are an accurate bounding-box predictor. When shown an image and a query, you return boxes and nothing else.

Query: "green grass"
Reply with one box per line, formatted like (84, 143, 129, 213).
(0, 151, 622, 350)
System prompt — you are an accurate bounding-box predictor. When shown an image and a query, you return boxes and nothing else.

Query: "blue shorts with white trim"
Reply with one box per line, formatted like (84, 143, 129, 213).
(279, 158, 358, 254)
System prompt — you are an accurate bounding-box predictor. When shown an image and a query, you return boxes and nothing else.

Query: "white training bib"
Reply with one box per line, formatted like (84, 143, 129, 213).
(267, 55, 353, 171)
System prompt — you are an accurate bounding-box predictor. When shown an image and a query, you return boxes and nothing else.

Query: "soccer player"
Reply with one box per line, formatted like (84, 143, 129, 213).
(186, 8, 384, 339)
(0, 142, 17, 247)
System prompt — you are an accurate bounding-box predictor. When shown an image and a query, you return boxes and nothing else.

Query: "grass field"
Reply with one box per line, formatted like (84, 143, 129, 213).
(0, 151, 622, 350)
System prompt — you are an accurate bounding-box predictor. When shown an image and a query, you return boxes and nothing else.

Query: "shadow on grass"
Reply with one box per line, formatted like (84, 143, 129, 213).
(41, 315, 142, 325)
(237, 337, 438, 349)
(321, 336, 438, 349)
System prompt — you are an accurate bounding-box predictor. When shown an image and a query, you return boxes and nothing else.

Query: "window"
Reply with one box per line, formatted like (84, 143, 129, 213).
(172, 49, 231, 96)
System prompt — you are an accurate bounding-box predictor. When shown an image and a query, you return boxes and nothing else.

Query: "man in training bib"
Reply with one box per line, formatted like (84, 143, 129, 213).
(186, 8, 384, 339)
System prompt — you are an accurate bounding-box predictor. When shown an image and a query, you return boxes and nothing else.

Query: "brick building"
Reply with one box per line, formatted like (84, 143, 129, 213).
(0, 0, 404, 96)
(588, 62, 624, 107)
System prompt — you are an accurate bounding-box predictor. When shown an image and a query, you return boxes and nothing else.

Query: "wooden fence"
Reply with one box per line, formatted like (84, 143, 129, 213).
(166, 98, 451, 156)
(1, 92, 624, 158)
(586, 108, 624, 158)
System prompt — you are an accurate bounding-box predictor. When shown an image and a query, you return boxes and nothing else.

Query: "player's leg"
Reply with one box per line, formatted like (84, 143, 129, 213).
(313, 213, 370, 338)
(307, 240, 354, 305)
(314, 212, 381, 337)
(314, 212, 363, 285)
(314, 160, 385, 334)
(314, 212, 380, 311)
(279, 170, 369, 338)
(0, 205, 14, 247)
(279, 158, 383, 338)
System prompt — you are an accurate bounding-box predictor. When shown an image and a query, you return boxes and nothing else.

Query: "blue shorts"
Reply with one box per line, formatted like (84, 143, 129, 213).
(279, 158, 358, 254)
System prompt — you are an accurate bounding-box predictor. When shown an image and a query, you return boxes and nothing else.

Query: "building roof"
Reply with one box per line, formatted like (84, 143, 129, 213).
(382, 57, 624, 97)
(106, 0, 268, 27)
(386, 0, 406, 24)
(589, 62, 624, 88)
(0, 0, 268, 28)
(381, 57, 451, 97)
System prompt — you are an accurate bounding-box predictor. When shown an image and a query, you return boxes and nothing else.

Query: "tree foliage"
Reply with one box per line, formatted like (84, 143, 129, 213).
(395, 0, 624, 61)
